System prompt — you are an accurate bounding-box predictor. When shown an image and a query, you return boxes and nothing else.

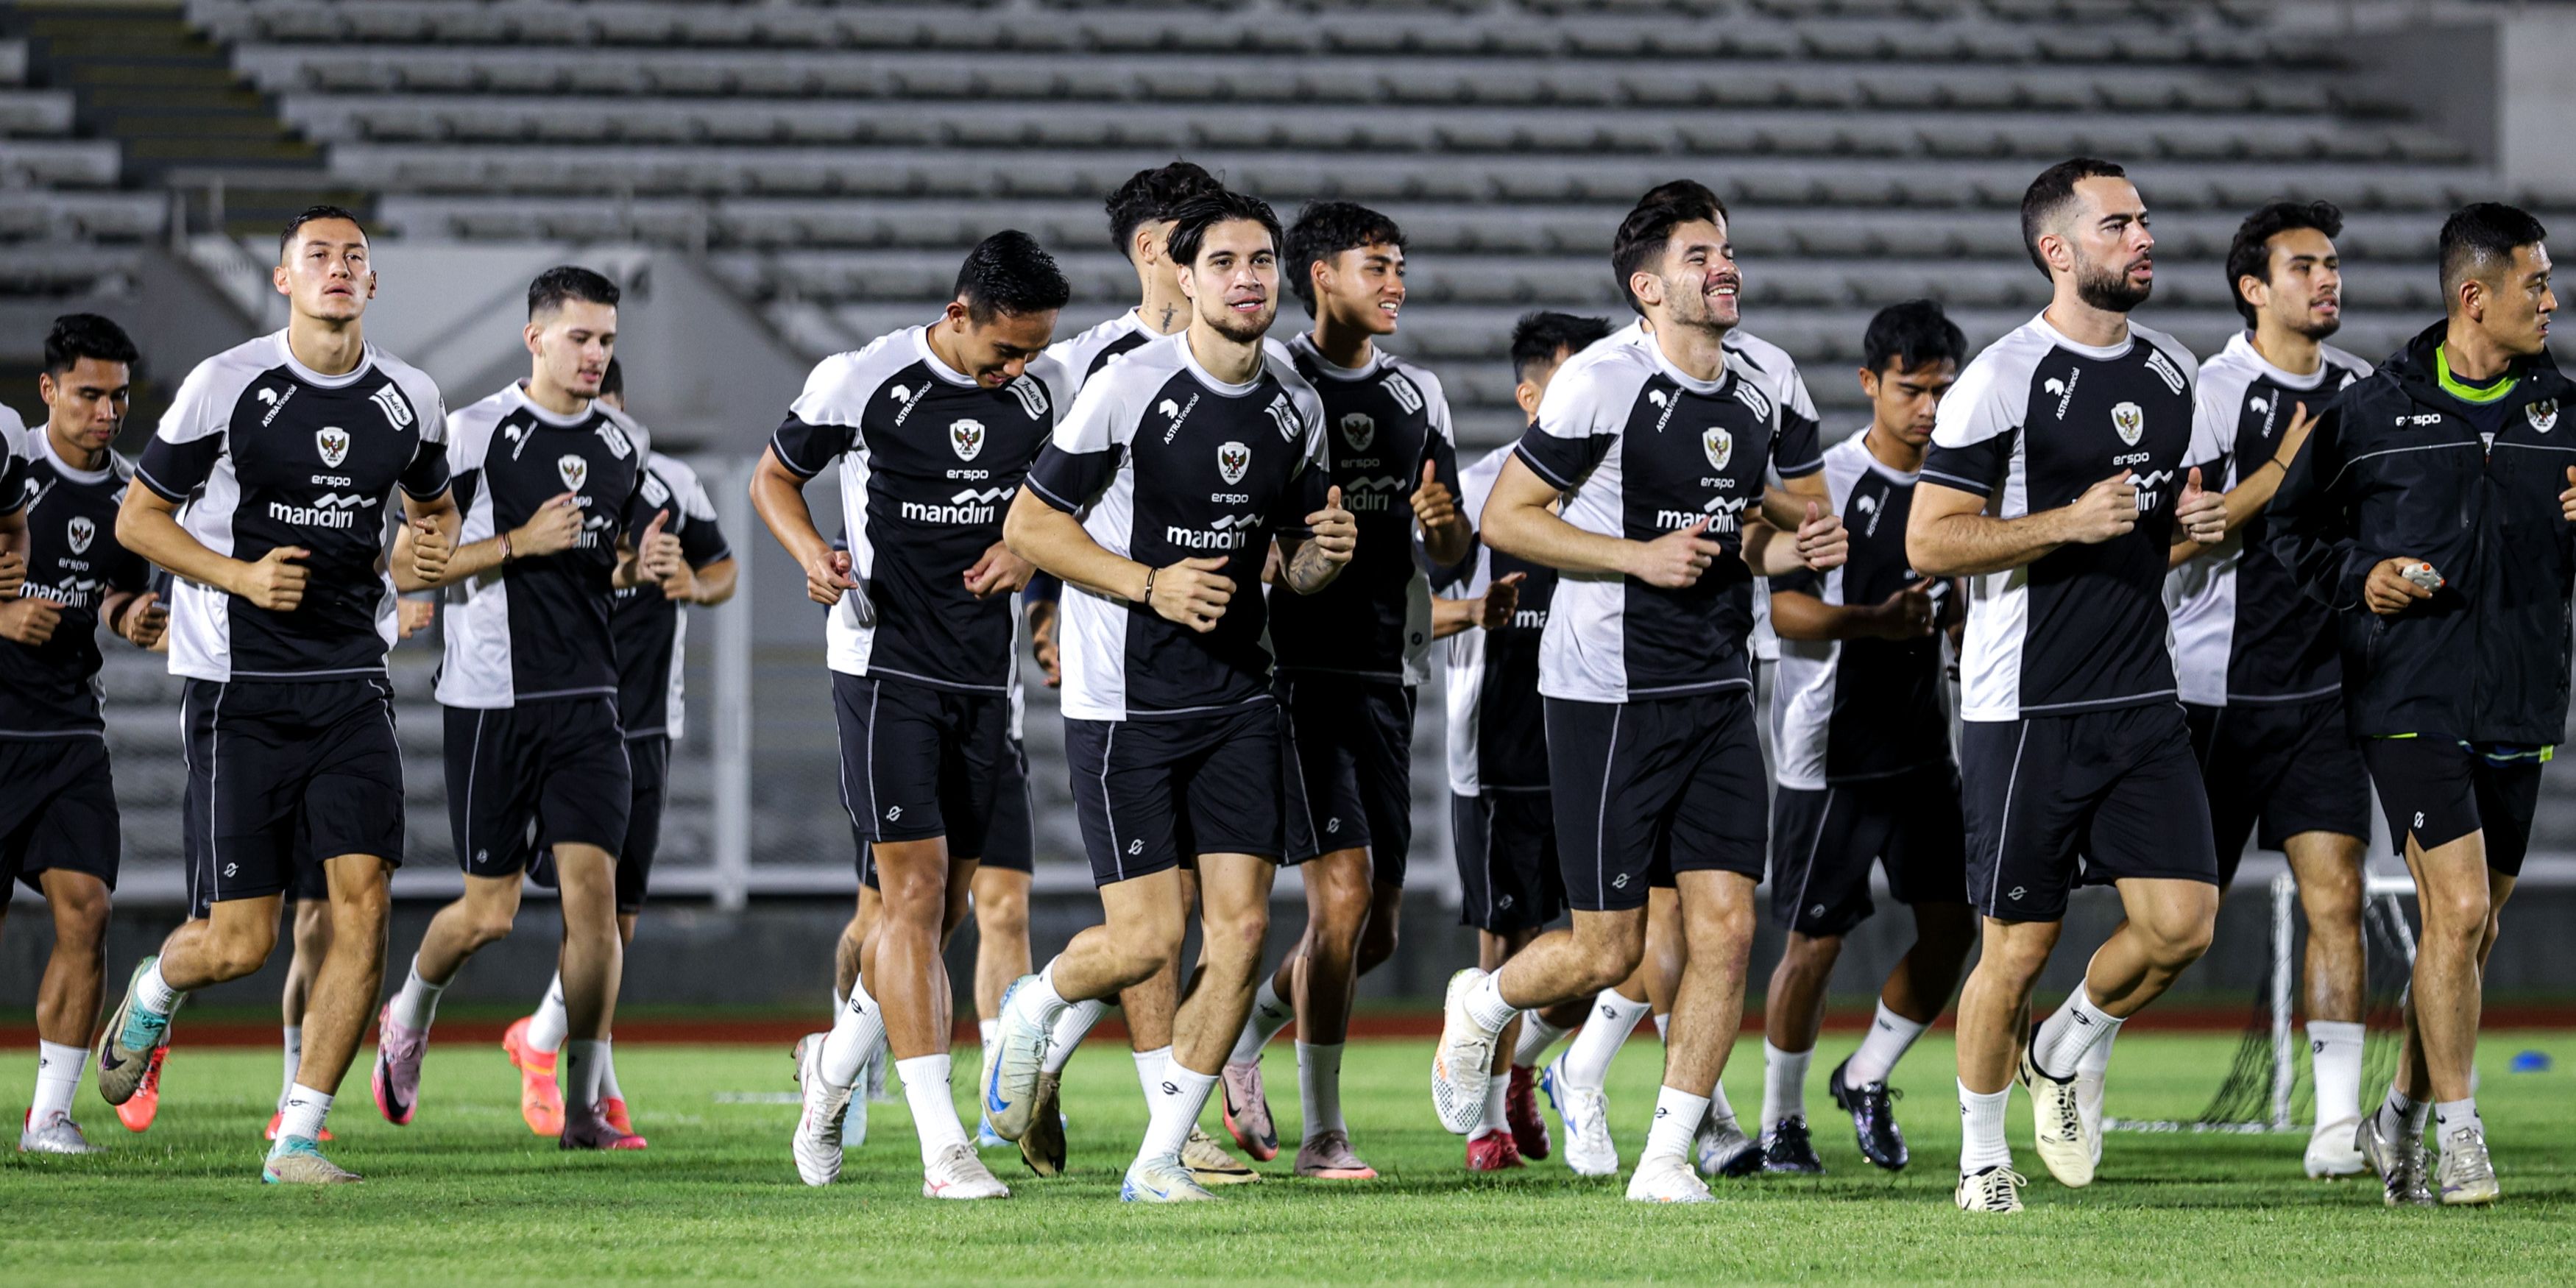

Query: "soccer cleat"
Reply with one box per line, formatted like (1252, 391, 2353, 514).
(2357, 1114, 2433, 1207)
(20, 1111, 104, 1155)
(1466, 1130, 1526, 1172)
(2435, 1122, 2499, 1206)
(2304, 1116, 2366, 1179)
(261, 1112, 333, 1143)
(1696, 1115, 1763, 1179)
(1119, 1154, 1217, 1203)
(370, 1002, 428, 1126)
(113, 1046, 166, 1133)
(1827, 1057, 1908, 1172)
(1429, 969, 1498, 1136)
(1504, 1065, 1552, 1161)
(1955, 1165, 2026, 1214)
(789, 1033, 853, 1186)
(2076, 1065, 2107, 1170)
(1220, 1058, 1278, 1161)
(1759, 1114, 1825, 1175)
(2019, 1051, 2095, 1188)
(1625, 1152, 1716, 1203)
(981, 975, 1052, 1143)
(261, 1136, 360, 1184)
(559, 1101, 647, 1150)
(1293, 1129, 1377, 1181)
(1540, 1055, 1618, 1177)
(1017, 1071, 1067, 1177)
(1184, 1126, 1261, 1184)
(977, 1117, 1008, 1150)
(923, 1141, 1011, 1199)
(501, 1016, 565, 1137)
(602, 1097, 639, 1140)
(94, 958, 173, 1106)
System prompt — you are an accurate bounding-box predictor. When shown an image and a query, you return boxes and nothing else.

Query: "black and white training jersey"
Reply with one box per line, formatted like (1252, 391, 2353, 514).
(774, 325, 1066, 694)
(136, 331, 450, 683)
(1922, 313, 2199, 722)
(436, 384, 655, 710)
(0, 404, 28, 520)
(2167, 333, 2369, 708)
(1769, 434, 1953, 789)
(0, 436, 151, 737)
(1443, 445, 1560, 795)
(1025, 330, 1328, 722)
(1512, 332, 1823, 704)
(612, 451, 732, 740)
(1046, 308, 1159, 393)
(1267, 331, 1457, 686)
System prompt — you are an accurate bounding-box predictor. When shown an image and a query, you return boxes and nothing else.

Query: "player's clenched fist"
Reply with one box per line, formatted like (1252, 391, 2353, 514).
(804, 547, 854, 606)
(2062, 469, 2140, 545)
(2364, 556, 2439, 617)
(117, 590, 168, 648)
(235, 545, 310, 612)
(1148, 556, 1234, 633)
(2560, 465, 2576, 523)
(2176, 467, 2226, 545)
(637, 512, 684, 581)
(0, 548, 21, 598)
(0, 595, 62, 645)
(1479, 571, 1524, 631)
(1410, 460, 1462, 536)
(1306, 486, 1357, 567)
(1795, 502, 1847, 570)
(1628, 517, 1725, 589)
(408, 517, 453, 585)
(514, 492, 584, 557)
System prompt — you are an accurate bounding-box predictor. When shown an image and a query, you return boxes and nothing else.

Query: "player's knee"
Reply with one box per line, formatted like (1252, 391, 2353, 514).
(1203, 904, 1271, 964)
(2422, 883, 2491, 939)
(464, 911, 518, 949)
(977, 897, 1029, 941)
(1356, 917, 1398, 975)
(49, 889, 110, 951)
(210, 925, 279, 980)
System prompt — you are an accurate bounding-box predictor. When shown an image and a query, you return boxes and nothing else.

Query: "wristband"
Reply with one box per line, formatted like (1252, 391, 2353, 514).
(498, 531, 514, 564)
(1140, 567, 1156, 606)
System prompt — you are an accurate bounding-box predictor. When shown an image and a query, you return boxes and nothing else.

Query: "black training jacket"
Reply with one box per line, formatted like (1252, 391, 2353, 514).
(2267, 320, 2575, 744)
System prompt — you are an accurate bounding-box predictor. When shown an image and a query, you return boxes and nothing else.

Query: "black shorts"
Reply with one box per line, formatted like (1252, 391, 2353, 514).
(2185, 698, 2372, 888)
(0, 737, 119, 896)
(1769, 762, 1968, 937)
(1961, 702, 2219, 923)
(1064, 703, 1284, 886)
(2357, 737, 2544, 878)
(1278, 673, 1418, 885)
(835, 672, 1008, 860)
(1453, 790, 1563, 934)
(861, 735, 1030, 891)
(527, 732, 667, 914)
(1545, 690, 1768, 913)
(444, 696, 631, 880)
(183, 678, 406, 919)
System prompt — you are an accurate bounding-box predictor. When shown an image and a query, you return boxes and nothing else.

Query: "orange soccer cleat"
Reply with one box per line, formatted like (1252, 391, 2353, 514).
(263, 1111, 334, 1142)
(501, 1016, 565, 1137)
(112, 1046, 168, 1133)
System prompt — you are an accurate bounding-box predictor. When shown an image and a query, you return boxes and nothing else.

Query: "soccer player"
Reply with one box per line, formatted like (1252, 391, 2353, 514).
(96, 205, 457, 1183)
(1758, 300, 1976, 1175)
(1906, 159, 2228, 1214)
(4, 315, 162, 1154)
(504, 355, 737, 1139)
(1440, 310, 1611, 1172)
(986, 189, 1355, 1203)
(762, 232, 1071, 1200)
(2164, 201, 2375, 1179)
(2269, 202, 2566, 1209)
(1211, 199, 1468, 1181)
(1429, 181, 1846, 1203)
(372, 266, 679, 1151)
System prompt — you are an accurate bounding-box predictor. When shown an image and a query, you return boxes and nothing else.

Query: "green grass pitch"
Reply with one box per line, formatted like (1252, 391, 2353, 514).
(4, 1030, 2572, 1284)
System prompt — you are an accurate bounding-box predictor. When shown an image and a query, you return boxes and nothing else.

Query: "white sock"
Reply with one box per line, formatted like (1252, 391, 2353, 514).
(1042, 999, 1104, 1075)
(2076, 1024, 2117, 1078)
(1653, 1013, 1670, 1041)
(1844, 1002, 1928, 1087)
(1959, 1081, 2012, 1174)
(1137, 1061, 1217, 1167)
(1761, 1042, 1812, 1133)
(562, 1039, 608, 1110)
(977, 1018, 1000, 1111)
(2307, 1020, 2365, 1130)
(1562, 990, 1649, 1089)
(599, 1042, 623, 1102)
(1297, 1041, 1345, 1140)
(2031, 988, 2121, 1080)
(1708, 1080, 1741, 1130)
(528, 974, 569, 1054)
(279, 1026, 302, 1111)
(1642, 1085, 1708, 1162)
(389, 956, 446, 1033)
(1512, 1013, 1568, 1069)
(2433, 1097, 2481, 1140)
(2376, 1086, 2428, 1142)
(818, 977, 887, 1089)
(32, 1041, 83, 1121)
(1132, 1044, 1172, 1106)
(1231, 974, 1295, 1066)
(276, 1083, 333, 1143)
(1017, 960, 1072, 1027)
(1471, 1066, 1511, 1142)
(1463, 973, 1518, 1036)
(897, 1053, 970, 1166)
(136, 958, 184, 1018)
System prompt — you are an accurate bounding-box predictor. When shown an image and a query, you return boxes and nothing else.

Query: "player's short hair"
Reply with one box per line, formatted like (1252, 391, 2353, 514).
(1284, 200, 1406, 315)
(599, 355, 625, 401)
(1164, 190, 1284, 270)
(43, 312, 139, 375)
(1104, 160, 1224, 261)
(279, 203, 367, 259)
(1861, 300, 1968, 375)
(528, 265, 620, 319)
(954, 230, 1072, 322)
(1509, 311, 1613, 383)
(2438, 202, 2549, 305)
(2226, 201, 2344, 328)
(1611, 180, 1729, 314)
(2020, 158, 2128, 277)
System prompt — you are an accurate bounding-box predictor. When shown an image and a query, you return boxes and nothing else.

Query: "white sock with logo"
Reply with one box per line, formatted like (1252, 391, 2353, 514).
(1761, 1042, 1811, 1133)
(276, 1083, 333, 1144)
(562, 1040, 608, 1111)
(279, 1026, 302, 1111)
(136, 958, 185, 1019)
(1042, 999, 1104, 1074)
(32, 1041, 82, 1122)
(1642, 1085, 1708, 1163)
(388, 955, 446, 1033)
(1132, 1044, 1172, 1106)
(1297, 1041, 1345, 1141)
(528, 973, 570, 1054)
(1471, 1067, 1511, 1142)
(897, 1053, 969, 1167)
(1512, 1012, 1569, 1069)
(1959, 1081, 2012, 1174)
(2307, 1020, 2366, 1130)
(1231, 975, 1295, 1066)
(1843, 1001, 1928, 1087)
(1560, 989, 1649, 1089)
(1462, 973, 1518, 1036)
(818, 976, 887, 1089)
(1136, 1061, 1217, 1168)
(2031, 988, 2121, 1080)
(976, 1018, 1000, 1111)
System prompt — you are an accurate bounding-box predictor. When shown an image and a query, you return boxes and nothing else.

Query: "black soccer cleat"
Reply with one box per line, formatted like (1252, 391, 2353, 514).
(1827, 1055, 1908, 1172)
(1760, 1114, 1825, 1174)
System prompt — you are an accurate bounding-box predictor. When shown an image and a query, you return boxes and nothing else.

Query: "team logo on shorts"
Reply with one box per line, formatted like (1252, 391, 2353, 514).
(315, 427, 350, 467)
(369, 383, 413, 429)
(558, 453, 589, 492)
(66, 515, 93, 554)
(950, 418, 986, 461)
(1340, 412, 1375, 452)
(2111, 400, 2145, 446)
(1702, 425, 1733, 470)
(2530, 399, 2560, 434)
(1217, 440, 1250, 485)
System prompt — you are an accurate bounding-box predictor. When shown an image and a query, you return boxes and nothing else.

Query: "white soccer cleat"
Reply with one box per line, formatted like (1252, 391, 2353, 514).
(2020, 1052, 2095, 1188)
(1429, 969, 1500, 1136)
(2305, 1116, 2366, 1179)
(790, 1033, 853, 1186)
(1120, 1154, 1217, 1203)
(1695, 1115, 1762, 1179)
(1624, 1152, 1716, 1203)
(2435, 1122, 2499, 1206)
(922, 1142, 1011, 1200)
(1955, 1165, 2026, 1214)
(1539, 1056, 1618, 1176)
(18, 1111, 103, 1156)
(2076, 1066, 2106, 1170)
(2357, 1113, 2432, 1207)
(981, 976, 1053, 1143)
